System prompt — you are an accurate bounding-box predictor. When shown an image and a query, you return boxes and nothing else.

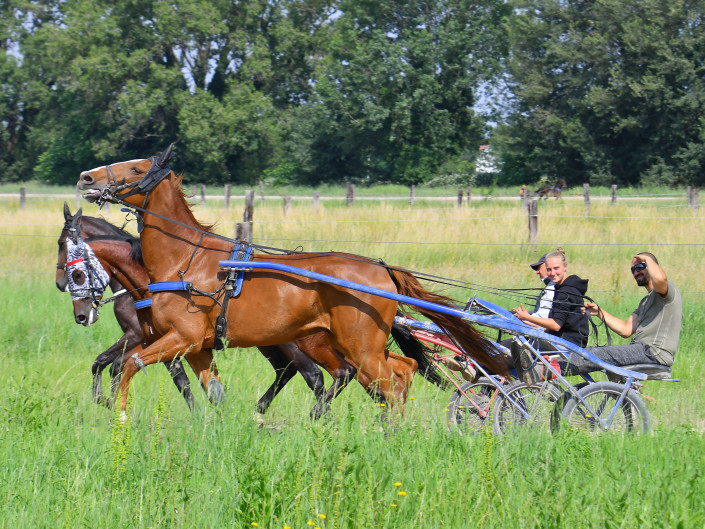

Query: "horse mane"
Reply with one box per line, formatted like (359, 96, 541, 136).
(172, 173, 216, 234)
(82, 216, 134, 239)
(84, 235, 144, 266)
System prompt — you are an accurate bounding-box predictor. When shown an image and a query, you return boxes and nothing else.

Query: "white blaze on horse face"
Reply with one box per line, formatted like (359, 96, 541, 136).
(85, 160, 145, 174)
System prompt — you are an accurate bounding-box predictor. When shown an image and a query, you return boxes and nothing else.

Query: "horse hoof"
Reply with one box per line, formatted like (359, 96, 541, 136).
(207, 379, 225, 406)
(253, 412, 265, 428)
(119, 410, 129, 424)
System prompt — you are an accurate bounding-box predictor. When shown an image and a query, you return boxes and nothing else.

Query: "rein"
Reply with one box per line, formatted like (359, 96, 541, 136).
(95, 153, 610, 343)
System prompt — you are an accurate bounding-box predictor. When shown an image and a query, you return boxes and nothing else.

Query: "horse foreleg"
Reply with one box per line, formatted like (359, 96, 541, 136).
(118, 332, 196, 412)
(184, 350, 224, 406)
(92, 330, 140, 407)
(92, 342, 125, 407)
(163, 357, 195, 411)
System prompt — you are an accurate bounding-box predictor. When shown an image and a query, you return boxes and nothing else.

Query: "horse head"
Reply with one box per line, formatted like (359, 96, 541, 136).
(56, 203, 83, 291)
(77, 143, 177, 207)
(56, 207, 112, 326)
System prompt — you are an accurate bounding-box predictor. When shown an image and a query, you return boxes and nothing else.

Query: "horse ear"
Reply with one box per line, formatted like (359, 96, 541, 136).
(71, 208, 83, 243)
(157, 142, 176, 168)
(63, 201, 72, 220)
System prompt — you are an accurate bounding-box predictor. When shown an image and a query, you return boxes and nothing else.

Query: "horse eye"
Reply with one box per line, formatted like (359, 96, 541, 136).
(72, 269, 86, 285)
(131, 167, 143, 175)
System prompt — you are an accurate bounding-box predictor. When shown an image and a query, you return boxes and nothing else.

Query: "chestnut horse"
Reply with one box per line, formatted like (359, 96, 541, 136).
(59, 208, 443, 417)
(77, 145, 506, 413)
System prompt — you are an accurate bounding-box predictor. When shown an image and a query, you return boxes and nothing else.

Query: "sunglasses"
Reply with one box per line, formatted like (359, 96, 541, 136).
(631, 263, 647, 274)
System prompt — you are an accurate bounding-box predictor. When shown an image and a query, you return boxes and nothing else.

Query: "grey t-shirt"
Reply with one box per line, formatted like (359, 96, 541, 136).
(631, 280, 682, 366)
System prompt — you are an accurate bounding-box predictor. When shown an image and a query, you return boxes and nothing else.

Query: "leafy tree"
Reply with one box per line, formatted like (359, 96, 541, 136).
(495, 0, 705, 187)
(284, 0, 510, 186)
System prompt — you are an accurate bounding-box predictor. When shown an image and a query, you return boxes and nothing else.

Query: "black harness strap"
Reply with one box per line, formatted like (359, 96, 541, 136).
(214, 243, 253, 351)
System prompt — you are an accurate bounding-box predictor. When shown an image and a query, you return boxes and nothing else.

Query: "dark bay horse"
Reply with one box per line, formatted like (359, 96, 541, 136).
(56, 204, 206, 408)
(56, 204, 223, 409)
(536, 178, 567, 199)
(77, 145, 506, 413)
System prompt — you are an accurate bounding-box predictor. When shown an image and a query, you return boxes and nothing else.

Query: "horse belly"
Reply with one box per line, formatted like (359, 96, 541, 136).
(224, 279, 328, 347)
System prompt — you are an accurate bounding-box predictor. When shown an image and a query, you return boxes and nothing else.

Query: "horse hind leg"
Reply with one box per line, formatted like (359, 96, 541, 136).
(314, 360, 357, 420)
(183, 350, 224, 406)
(255, 343, 325, 416)
(294, 333, 358, 420)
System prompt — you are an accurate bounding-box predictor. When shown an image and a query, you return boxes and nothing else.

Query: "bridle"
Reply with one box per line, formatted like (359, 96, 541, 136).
(57, 218, 111, 308)
(95, 143, 176, 209)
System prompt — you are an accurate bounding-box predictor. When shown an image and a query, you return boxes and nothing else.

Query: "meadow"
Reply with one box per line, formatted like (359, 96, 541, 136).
(1, 190, 704, 528)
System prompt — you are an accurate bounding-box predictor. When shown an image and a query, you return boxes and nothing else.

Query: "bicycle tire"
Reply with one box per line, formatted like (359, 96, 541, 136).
(556, 381, 651, 434)
(447, 378, 498, 433)
(492, 380, 562, 434)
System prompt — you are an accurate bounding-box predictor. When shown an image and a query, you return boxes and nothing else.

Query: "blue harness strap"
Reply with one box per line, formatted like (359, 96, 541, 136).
(226, 243, 253, 297)
(148, 281, 192, 293)
(134, 299, 152, 310)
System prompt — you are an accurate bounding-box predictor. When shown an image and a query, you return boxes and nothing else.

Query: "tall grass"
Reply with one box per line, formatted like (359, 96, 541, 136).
(0, 195, 704, 527)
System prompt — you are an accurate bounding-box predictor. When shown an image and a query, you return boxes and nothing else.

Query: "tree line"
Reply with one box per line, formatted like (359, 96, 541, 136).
(1, 0, 703, 188)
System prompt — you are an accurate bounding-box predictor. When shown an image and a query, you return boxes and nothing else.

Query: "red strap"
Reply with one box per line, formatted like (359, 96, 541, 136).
(66, 257, 84, 266)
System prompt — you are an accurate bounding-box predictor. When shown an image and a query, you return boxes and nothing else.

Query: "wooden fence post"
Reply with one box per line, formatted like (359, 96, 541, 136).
(522, 188, 531, 211)
(410, 185, 415, 206)
(346, 183, 355, 206)
(244, 190, 254, 223)
(456, 189, 463, 208)
(235, 222, 251, 242)
(528, 199, 538, 247)
(200, 185, 206, 206)
(283, 196, 292, 216)
(235, 190, 255, 242)
(75, 187, 81, 208)
(224, 184, 231, 209)
(611, 184, 618, 205)
(19, 185, 26, 209)
(313, 191, 320, 210)
(467, 185, 472, 204)
(583, 184, 590, 217)
(688, 186, 699, 212)
(259, 180, 265, 205)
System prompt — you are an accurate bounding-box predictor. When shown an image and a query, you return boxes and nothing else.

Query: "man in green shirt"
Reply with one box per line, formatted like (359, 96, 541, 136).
(565, 252, 681, 375)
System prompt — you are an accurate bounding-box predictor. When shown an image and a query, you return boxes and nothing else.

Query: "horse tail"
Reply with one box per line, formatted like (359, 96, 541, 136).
(389, 270, 509, 377)
(389, 323, 452, 390)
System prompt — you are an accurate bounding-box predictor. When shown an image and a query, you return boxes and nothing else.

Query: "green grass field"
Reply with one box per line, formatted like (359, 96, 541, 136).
(1, 191, 704, 528)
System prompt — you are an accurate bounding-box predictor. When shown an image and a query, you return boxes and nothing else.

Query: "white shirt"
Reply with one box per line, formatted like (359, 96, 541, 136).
(530, 277, 555, 319)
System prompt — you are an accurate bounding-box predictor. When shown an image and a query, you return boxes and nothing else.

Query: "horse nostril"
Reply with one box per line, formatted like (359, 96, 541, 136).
(76, 314, 86, 323)
(81, 172, 94, 184)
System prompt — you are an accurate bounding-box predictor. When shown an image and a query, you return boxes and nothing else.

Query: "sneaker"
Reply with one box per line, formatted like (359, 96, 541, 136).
(511, 340, 543, 385)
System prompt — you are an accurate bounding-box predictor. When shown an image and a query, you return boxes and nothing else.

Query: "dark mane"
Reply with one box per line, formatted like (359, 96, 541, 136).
(81, 216, 135, 240)
(84, 235, 144, 266)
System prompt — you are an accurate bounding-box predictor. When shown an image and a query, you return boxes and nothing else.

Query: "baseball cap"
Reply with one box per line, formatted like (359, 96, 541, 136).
(530, 253, 548, 270)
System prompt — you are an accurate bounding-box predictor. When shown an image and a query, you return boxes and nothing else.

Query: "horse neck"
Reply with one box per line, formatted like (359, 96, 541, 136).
(91, 241, 151, 301)
(138, 176, 219, 277)
(80, 217, 125, 239)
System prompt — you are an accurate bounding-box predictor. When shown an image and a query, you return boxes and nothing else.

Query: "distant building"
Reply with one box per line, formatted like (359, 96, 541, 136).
(476, 145, 500, 183)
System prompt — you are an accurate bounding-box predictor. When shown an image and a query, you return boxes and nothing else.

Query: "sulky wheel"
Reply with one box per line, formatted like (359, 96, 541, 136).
(492, 380, 563, 435)
(554, 381, 651, 434)
(447, 377, 500, 433)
